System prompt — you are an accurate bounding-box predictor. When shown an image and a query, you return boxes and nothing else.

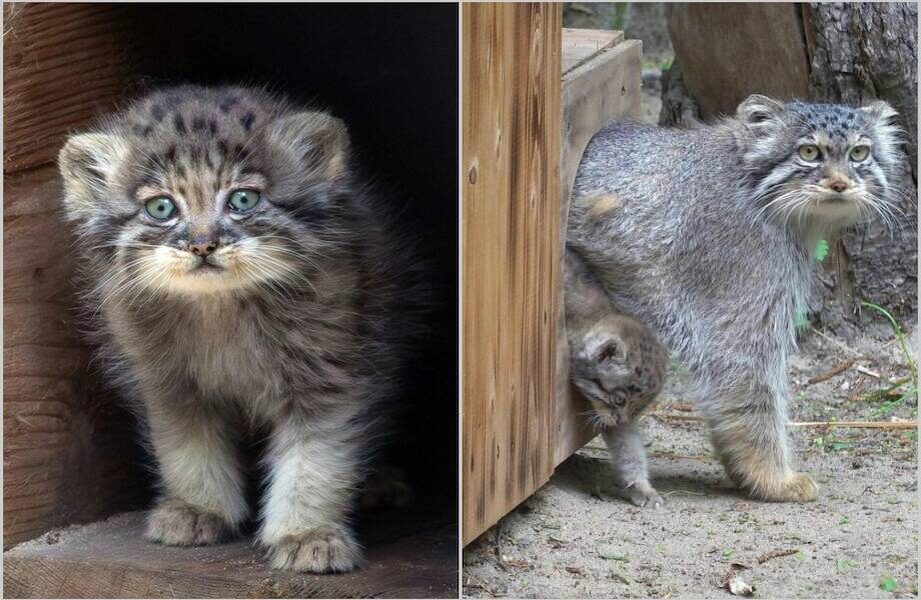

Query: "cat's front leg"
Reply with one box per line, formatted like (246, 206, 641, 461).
(602, 422, 664, 508)
(260, 417, 365, 573)
(143, 390, 248, 546)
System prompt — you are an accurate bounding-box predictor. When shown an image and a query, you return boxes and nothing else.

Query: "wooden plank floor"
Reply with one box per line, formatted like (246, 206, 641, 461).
(3, 508, 457, 598)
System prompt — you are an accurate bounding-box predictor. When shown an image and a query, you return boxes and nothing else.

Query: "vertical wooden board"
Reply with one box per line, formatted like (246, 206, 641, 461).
(3, 167, 145, 548)
(555, 39, 643, 466)
(462, 3, 561, 545)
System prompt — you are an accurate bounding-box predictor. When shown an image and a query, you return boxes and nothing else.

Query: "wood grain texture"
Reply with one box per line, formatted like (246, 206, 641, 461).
(3, 510, 457, 598)
(555, 38, 643, 465)
(462, 2, 561, 545)
(3, 3, 141, 173)
(561, 28, 624, 75)
(3, 166, 146, 548)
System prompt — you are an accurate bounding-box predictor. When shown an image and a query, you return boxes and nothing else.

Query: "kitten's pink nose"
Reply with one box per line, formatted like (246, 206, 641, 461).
(189, 240, 218, 256)
(828, 180, 849, 193)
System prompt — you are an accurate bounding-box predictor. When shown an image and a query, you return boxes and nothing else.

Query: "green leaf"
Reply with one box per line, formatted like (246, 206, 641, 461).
(815, 238, 829, 261)
(880, 574, 898, 592)
(722, 549, 734, 558)
(836, 558, 856, 574)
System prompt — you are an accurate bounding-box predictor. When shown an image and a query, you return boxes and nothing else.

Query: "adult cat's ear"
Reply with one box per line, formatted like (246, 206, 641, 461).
(58, 133, 128, 219)
(859, 99, 899, 126)
(736, 94, 785, 136)
(268, 111, 351, 181)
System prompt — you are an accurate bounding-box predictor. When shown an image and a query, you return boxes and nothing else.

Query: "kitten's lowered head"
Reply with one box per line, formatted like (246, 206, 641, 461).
(571, 315, 668, 430)
(59, 85, 355, 299)
(732, 94, 902, 232)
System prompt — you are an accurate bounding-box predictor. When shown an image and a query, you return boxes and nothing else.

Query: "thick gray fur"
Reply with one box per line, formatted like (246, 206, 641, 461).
(58, 85, 427, 572)
(567, 95, 901, 502)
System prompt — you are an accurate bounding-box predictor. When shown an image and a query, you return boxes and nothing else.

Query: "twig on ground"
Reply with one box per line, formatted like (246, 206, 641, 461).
(662, 489, 706, 497)
(651, 413, 703, 423)
(809, 327, 863, 358)
(653, 413, 916, 429)
(855, 366, 882, 379)
(649, 452, 716, 461)
(805, 360, 854, 385)
(757, 548, 799, 564)
(463, 577, 497, 597)
(793, 420, 917, 430)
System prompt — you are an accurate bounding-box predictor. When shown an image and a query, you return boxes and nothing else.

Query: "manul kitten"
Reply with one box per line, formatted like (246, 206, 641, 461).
(58, 84, 425, 573)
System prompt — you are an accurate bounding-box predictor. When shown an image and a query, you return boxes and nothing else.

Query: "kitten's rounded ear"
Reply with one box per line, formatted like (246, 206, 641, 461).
(859, 99, 899, 125)
(268, 111, 351, 180)
(736, 94, 785, 126)
(58, 133, 128, 219)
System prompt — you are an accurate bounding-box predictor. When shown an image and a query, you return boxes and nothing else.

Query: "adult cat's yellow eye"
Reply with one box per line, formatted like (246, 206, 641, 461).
(849, 145, 870, 161)
(145, 196, 176, 220)
(797, 144, 821, 161)
(228, 189, 261, 212)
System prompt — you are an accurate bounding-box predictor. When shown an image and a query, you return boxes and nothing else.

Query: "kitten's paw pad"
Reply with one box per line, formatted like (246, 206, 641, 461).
(268, 527, 364, 573)
(626, 483, 665, 509)
(146, 500, 231, 546)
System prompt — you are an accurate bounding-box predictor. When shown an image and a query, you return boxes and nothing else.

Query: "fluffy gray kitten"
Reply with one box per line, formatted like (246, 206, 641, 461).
(565, 250, 668, 507)
(567, 95, 901, 502)
(58, 85, 423, 572)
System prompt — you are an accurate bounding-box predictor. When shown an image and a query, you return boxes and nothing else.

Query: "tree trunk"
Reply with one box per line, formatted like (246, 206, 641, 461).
(663, 2, 918, 337)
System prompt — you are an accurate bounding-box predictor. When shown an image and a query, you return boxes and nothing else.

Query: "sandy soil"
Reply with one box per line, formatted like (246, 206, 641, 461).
(463, 328, 918, 599)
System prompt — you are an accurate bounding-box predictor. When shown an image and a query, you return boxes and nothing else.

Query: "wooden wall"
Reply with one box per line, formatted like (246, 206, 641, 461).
(462, 18, 642, 543)
(462, 2, 562, 545)
(3, 3, 149, 547)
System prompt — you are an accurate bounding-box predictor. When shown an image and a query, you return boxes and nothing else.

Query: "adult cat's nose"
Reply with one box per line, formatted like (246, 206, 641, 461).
(189, 238, 218, 256)
(828, 180, 849, 193)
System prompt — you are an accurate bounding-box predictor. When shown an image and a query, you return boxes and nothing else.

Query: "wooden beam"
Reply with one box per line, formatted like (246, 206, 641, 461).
(462, 2, 562, 545)
(562, 28, 624, 75)
(3, 510, 457, 598)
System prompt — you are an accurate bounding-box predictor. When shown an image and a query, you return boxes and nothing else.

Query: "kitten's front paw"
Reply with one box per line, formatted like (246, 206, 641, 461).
(268, 526, 364, 573)
(146, 500, 232, 546)
(625, 481, 665, 509)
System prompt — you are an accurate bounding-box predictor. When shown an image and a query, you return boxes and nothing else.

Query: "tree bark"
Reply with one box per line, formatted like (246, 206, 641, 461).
(664, 2, 918, 337)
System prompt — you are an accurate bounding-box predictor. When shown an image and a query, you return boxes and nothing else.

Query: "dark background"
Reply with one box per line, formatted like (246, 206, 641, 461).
(119, 3, 458, 531)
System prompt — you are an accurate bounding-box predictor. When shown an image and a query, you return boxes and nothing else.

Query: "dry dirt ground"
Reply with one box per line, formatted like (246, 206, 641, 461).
(463, 328, 918, 599)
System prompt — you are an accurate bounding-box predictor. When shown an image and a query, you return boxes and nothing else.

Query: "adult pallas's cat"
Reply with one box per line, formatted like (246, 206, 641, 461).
(568, 96, 901, 502)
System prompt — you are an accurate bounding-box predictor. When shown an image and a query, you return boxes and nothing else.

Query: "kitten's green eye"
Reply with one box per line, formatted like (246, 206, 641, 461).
(228, 189, 261, 212)
(145, 196, 176, 220)
(798, 144, 821, 161)
(849, 145, 870, 162)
